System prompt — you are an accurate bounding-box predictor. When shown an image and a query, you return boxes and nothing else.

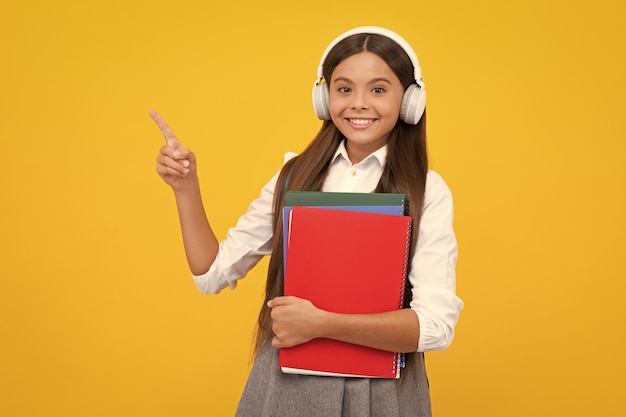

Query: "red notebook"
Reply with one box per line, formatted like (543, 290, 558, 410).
(279, 206, 412, 379)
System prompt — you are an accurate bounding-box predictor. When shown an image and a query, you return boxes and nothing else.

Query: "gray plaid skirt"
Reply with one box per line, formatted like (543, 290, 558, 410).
(235, 347, 432, 417)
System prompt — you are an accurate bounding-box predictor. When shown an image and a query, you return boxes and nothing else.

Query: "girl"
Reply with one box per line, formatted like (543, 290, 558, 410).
(153, 26, 463, 417)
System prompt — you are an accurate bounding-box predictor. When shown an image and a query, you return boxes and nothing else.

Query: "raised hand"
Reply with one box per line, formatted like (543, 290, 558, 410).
(151, 110, 197, 191)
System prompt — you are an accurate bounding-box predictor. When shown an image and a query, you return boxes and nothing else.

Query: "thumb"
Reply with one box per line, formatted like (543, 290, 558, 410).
(267, 296, 292, 308)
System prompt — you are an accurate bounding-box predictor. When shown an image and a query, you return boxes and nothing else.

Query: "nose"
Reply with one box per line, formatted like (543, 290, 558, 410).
(350, 90, 368, 110)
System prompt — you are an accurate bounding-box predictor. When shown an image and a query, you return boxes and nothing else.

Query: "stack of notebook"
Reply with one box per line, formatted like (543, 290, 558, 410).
(279, 192, 412, 379)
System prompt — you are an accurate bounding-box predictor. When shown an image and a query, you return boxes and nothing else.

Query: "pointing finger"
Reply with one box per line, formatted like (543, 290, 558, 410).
(149, 110, 181, 149)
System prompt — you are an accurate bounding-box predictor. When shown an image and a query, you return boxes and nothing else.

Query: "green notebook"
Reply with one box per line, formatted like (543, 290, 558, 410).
(285, 191, 407, 209)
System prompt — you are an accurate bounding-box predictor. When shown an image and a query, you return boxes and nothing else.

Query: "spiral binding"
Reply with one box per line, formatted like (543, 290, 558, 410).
(398, 220, 412, 308)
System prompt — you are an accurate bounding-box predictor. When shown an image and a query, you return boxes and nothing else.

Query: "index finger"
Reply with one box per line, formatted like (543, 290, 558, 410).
(149, 110, 180, 148)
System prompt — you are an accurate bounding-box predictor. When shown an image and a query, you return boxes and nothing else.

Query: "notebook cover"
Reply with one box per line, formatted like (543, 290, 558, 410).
(282, 204, 405, 270)
(279, 206, 412, 378)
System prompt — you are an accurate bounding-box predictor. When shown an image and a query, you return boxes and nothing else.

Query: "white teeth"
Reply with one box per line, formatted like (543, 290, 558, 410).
(350, 119, 373, 125)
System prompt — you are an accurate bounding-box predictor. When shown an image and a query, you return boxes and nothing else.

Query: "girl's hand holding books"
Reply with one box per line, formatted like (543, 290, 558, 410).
(267, 296, 325, 349)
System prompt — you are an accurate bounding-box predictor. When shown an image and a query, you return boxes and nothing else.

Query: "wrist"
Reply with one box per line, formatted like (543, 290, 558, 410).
(316, 309, 336, 339)
(172, 176, 200, 197)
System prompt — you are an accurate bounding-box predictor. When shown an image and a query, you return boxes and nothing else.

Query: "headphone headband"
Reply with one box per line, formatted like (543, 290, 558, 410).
(316, 26, 423, 86)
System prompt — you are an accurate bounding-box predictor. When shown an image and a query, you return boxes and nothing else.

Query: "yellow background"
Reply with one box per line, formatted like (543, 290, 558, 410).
(1, 0, 624, 415)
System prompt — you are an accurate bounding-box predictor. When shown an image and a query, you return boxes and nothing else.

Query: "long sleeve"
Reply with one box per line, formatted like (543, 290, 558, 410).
(191, 171, 278, 294)
(192, 153, 298, 294)
(409, 171, 464, 351)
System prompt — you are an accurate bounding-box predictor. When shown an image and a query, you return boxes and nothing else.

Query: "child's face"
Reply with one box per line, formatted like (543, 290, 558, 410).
(329, 51, 404, 163)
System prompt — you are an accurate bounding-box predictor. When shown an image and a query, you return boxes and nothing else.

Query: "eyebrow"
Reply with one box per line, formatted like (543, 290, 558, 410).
(332, 77, 393, 85)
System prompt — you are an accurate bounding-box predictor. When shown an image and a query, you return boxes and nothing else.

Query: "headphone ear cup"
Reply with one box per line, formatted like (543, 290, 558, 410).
(400, 83, 426, 125)
(312, 83, 331, 120)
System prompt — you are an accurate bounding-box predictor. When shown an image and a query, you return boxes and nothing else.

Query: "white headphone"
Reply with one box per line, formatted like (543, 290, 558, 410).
(312, 26, 426, 125)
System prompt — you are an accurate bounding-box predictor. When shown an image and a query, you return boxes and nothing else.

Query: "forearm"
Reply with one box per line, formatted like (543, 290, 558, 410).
(319, 308, 420, 353)
(173, 179, 219, 275)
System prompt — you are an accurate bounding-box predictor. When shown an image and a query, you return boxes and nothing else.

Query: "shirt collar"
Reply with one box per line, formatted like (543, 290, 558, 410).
(330, 140, 388, 167)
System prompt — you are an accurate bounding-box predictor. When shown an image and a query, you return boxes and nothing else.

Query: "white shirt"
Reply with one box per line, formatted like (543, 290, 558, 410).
(193, 141, 464, 352)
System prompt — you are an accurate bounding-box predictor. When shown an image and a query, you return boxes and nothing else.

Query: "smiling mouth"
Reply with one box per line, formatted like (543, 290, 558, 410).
(348, 118, 376, 126)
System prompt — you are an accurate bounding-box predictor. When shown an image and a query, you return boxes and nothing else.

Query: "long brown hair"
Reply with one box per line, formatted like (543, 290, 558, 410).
(253, 33, 429, 357)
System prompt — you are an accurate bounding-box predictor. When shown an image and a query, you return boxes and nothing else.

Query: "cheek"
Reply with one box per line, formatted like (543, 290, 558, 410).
(328, 94, 345, 115)
(328, 100, 349, 128)
(382, 96, 404, 118)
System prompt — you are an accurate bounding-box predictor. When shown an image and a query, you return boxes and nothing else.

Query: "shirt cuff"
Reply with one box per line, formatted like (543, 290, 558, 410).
(192, 256, 236, 294)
